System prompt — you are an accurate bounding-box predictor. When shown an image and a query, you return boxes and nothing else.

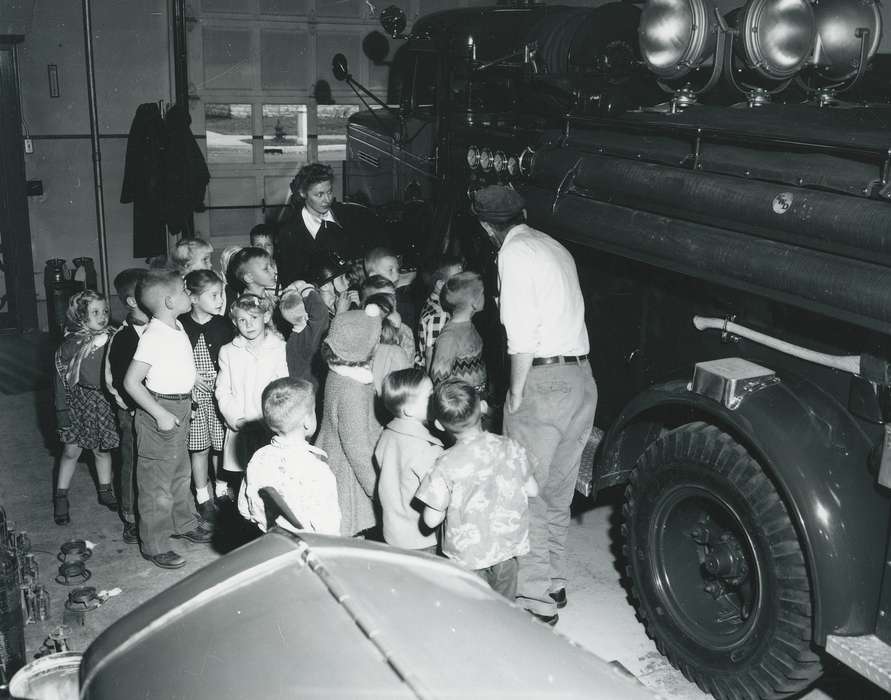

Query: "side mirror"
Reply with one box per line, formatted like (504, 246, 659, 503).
(380, 5, 407, 39)
(332, 53, 350, 82)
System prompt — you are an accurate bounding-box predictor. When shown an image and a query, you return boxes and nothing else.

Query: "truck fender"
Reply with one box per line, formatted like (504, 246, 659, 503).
(597, 375, 891, 642)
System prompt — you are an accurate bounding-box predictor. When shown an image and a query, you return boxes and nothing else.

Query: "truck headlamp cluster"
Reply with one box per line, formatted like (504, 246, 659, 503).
(467, 146, 526, 180)
(638, 0, 882, 100)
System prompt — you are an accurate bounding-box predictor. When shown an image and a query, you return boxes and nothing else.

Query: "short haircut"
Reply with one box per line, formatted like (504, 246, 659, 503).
(434, 378, 481, 432)
(429, 254, 465, 288)
(364, 246, 398, 272)
(381, 368, 429, 417)
(66, 289, 107, 329)
(184, 269, 223, 296)
(279, 289, 305, 316)
(170, 237, 213, 272)
(228, 246, 270, 294)
(249, 223, 276, 244)
(113, 268, 147, 302)
(441, 271, 484, 313)
(137, 268, 183, 316)
(360, 274, 395, 303)
(229, 292, 273, 321)
(262, 377, 315, 435)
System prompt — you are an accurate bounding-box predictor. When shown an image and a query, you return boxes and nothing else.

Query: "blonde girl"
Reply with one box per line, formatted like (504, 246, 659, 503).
(53, 289, 119, 525)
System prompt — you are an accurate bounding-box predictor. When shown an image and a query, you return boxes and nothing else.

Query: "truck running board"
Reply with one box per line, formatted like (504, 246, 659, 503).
(825, 634, 891, 693)
(575, 426, 604, 498)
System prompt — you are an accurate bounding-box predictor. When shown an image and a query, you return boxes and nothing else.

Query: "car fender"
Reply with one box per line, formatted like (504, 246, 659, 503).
(598, 375, 891, 642)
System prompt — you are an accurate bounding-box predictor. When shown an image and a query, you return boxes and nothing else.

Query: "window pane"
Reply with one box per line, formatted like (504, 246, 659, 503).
(260, 30, 308, 90)
(202, 0, 254, 12)
(203, 29, 253, 89)
(317, 104, 360, 163)
(205, 103, 254, 163)
(259, 0, 306, 14)
(316, 0, 361, 17)
(263, 104, 307, 163)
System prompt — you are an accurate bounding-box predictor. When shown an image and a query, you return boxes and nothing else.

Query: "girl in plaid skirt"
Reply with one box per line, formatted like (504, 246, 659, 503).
(53, 290, 119, 525)
(180, 270, 233, 519)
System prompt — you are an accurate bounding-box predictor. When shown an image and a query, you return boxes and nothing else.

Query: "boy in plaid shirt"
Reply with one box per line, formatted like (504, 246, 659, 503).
(417, 255, 464, 371)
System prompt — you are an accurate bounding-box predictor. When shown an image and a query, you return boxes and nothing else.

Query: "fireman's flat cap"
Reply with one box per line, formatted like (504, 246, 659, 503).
(471, 185, 525, 223)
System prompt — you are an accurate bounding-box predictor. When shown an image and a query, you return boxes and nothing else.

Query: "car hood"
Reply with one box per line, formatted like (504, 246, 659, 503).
(80, 531, 653, 699)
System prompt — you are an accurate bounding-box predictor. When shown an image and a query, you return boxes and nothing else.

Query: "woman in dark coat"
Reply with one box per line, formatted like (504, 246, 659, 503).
(275, 163, 357, 288)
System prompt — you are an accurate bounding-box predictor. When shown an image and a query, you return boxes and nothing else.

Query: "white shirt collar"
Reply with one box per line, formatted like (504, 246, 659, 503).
(302, 206, 337, 239)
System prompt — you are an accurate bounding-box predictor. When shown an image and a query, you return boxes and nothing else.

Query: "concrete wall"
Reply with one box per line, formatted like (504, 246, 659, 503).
(19, 0, 172, 324)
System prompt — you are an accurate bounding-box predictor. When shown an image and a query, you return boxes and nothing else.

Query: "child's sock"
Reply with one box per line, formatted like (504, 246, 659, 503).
(53, 489, 70, 525)
(195, 484, 212, 504)
(214, 480, 230, 500)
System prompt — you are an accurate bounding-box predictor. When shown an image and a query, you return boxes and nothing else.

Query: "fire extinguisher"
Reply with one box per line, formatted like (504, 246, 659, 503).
(0, 547, 25, 685)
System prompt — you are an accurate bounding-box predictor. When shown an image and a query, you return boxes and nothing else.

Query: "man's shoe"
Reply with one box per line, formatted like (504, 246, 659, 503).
(529, 611, 559, 627)
(122, 521, 139, 544)
(142, 551, 186, 569)
(172, 524, 213, 544)
(549, 588, 567, 609)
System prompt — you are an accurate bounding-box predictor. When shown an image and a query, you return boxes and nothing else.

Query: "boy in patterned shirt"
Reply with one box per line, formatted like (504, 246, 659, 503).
(416, 379, 538, 599)
(238, 377, 340, 535)
(417, 255, 464, 371)
(430, 271, 487, 398)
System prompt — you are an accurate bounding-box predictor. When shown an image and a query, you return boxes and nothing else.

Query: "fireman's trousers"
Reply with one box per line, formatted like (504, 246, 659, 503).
(505, 361, 597, 617)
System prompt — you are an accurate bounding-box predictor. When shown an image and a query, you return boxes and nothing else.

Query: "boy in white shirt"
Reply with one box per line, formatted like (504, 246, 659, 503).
(124, 269, 211, 569)
(238, 377, 340, 534)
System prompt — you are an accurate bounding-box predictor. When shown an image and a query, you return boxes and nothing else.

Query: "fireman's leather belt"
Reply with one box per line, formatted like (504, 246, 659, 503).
(150, 390, 192, 401)
(532, 354, 589, 367)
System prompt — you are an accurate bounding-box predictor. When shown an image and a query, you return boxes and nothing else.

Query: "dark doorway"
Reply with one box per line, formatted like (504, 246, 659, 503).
(0, 37, 38, 332)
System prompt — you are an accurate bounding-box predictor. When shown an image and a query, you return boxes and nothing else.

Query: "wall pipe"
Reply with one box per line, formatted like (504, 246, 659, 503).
(82, 0, 110, 294)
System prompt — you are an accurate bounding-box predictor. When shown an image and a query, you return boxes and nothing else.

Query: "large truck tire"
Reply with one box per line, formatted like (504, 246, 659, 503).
(622, 422, 823, 699)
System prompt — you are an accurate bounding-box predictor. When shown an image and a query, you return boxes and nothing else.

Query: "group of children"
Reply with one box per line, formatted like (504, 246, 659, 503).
(52, 226, 538, 597)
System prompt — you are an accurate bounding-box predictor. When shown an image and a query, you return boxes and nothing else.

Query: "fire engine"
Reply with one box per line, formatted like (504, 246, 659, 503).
(333, 1, 891, 697)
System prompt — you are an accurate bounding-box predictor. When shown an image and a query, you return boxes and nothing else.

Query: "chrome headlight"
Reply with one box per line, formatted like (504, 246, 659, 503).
(738, 0, 816, 80)
(812, 0, 882, 82)
(507, 155, 519, 176)
(639, 0, 719, 79)
(466, 146, 480, 169)
(493, 151, 506, 172)
(479, 148, 493, 171)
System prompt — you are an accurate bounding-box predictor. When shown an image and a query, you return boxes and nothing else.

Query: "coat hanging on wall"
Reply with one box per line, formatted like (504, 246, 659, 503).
(121, 102, 165, 258)
(162, 103, 209, 240)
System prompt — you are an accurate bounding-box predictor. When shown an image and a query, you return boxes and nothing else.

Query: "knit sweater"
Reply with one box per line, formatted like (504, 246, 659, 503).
(430, 320, 487, 394)
(315, 370, 383, 536)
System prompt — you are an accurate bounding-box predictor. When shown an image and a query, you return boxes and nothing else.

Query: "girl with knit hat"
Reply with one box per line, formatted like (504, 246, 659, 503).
(52, 289, 120, 525)
(315, 306, 384, 536)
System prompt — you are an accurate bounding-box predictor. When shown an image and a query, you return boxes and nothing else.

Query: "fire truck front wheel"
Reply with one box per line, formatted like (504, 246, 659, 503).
(622, 421, 823, 699)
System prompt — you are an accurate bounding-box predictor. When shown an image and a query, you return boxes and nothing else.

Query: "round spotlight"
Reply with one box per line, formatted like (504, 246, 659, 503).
(479, 148, 493, 171)
(493, 151, 506, 173)
(738, 0, 816, 80)
(466, 145, 480, 169)
(811, 0, 882, 82)
(507, 155, 519, 177)
(639, 0, 719, 79)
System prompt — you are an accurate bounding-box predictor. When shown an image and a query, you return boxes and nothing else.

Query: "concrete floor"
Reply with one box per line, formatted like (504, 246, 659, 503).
(0, 389, 886, 698)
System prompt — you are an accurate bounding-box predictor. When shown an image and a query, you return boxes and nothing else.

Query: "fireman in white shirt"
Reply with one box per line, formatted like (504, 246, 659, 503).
(473, 185, 598, 626)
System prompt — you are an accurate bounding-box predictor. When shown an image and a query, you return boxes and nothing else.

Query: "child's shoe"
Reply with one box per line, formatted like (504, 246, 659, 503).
(97, 484, 118, 511)
(53, 491, 70, 526)
(122, 521, 139, 544)
(197, 499, 218, 524)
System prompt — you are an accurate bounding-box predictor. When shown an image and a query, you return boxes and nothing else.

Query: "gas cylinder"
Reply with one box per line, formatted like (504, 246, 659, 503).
(0, 549, 25, 683)
(43, 259, 84, 339)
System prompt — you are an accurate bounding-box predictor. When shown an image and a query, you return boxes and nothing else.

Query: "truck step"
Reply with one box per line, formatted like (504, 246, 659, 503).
(825, 634, 891, 693)
(575, 426, 604, 498)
